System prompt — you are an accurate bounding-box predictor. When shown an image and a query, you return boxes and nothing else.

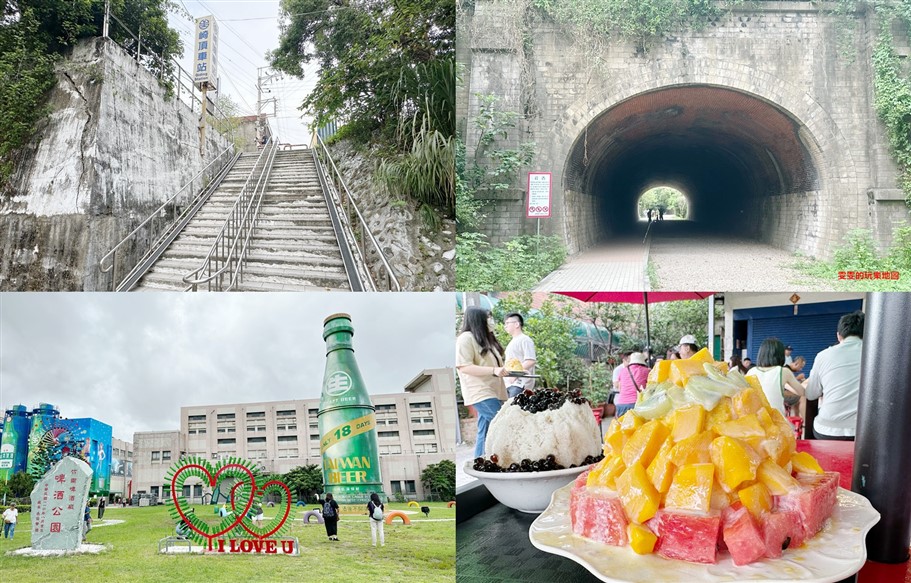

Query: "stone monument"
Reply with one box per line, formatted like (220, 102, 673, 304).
(30, 456, 92, 550)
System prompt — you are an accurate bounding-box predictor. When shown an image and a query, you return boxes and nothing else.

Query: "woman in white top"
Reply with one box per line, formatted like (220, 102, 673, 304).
(746, 338, 806, 417)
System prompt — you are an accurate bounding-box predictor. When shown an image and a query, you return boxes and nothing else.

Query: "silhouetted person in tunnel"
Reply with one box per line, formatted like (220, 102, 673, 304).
(647, 208, 653, 223)
(658, 207, 665, 221)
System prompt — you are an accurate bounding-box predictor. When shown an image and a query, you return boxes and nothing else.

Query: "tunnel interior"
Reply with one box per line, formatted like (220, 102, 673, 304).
(565, 85, 821, 241)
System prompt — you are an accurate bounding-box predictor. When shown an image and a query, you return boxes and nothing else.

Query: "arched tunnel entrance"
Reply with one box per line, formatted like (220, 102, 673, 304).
(564, 85, 823, 246)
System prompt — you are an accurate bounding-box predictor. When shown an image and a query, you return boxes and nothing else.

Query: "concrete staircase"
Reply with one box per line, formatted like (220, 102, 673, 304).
(133, 149, 351, 291)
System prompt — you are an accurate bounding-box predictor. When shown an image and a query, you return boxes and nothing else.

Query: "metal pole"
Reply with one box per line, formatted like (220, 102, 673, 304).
(137, 27, 142, 62)
(102, 0, 110, 37)
(852, 292, 911, 563)
(707, 295, 715, 359)
(199, 85, 208, 157)
(643, 292, 651, 355)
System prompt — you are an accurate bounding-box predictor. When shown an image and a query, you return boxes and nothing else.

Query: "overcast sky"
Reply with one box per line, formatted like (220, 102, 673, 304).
(167, 0, 319, 144)
(0, 293, 455, 443)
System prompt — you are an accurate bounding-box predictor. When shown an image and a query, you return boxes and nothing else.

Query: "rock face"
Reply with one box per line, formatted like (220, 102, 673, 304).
(326, 141, 455, 292)
(0, 37, 231, 290)
(30, 457, 92, 550)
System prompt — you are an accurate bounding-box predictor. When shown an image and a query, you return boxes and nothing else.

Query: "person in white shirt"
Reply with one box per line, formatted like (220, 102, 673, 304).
(784, 345, 794, 366)
(503, 313, 537, 399)
(804, 311, 865, 440)
(2, 502, 18, 539)
(678, 335, 699, 359)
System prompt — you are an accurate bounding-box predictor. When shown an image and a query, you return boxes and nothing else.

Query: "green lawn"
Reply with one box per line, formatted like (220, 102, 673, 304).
(0, 503, 455, 583)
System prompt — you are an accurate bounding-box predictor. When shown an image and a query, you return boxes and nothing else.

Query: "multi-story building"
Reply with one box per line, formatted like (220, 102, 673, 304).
(109, 437, 133, 501)
(133, 368, 456, 502)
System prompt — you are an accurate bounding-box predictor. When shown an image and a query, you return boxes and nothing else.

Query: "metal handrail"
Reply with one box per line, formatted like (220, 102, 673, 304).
(99, 145, 237, 291)
(311, 133, 402, 291)
(182, 140, 278, 291)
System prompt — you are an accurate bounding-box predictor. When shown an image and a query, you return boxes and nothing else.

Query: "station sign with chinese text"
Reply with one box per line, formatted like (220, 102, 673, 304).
(194, 16, 219, 90)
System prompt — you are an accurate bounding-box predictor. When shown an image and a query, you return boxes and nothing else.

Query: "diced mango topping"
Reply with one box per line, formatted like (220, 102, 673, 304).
(710, 436, 760, 491)
(669, 358, 707, 387)
(669, 430, 714, 466)
(732, 385, 768, 417)
(757, 459, 800, 495)
(714, 414, 766, 440)
(791, 451, 824, 474)
(665, 462, 715, 513)
(705, 398, 734, 431)
(627, 523, 658, 555)
(646, 440, 676, 494)
(590, 350, 831, 556)
(616, 462, 661, 524)
(620, 410, 645, 433)
(647, 359, 672, 384)
(587, 455, 626, 490)
(670, 405, 706, 442)
(622, 420, 671, 469)
(738, 482, 772, 519)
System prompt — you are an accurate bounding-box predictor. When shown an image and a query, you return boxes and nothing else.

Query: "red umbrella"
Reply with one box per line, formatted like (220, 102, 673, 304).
(554, 291, 714, 353)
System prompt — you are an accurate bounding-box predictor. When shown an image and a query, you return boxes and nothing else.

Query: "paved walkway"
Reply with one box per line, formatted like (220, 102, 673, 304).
(649, 225, 831, 291)
(534, 239, 647, 291)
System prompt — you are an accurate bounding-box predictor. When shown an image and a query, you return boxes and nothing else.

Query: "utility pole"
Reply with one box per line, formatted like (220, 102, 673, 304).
(256, 66, 280, 143)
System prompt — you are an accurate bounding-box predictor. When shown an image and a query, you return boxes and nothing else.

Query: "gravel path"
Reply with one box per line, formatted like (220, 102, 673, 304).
(650, 235, 831, 291)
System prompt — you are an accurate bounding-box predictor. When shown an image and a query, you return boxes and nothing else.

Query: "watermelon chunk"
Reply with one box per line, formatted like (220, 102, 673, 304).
(722, 504, 766, 565)
(575, 468, 592, 489)
(760, 510, 799, 558)
(650, 509, 721, 564)
(570, 484, 629, 546)
(775, 471, 838, 542)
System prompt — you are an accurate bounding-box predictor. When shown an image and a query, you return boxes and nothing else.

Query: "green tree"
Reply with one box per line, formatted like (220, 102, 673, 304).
(580, 302, 638, 353)
(282, 464, 324, 504)
(270, 0, 454, 145)
(420, 459, 455, 502)
(493, 292, 579, 388)
(0, 0, 181, 187)
(8, 471, 34, 498)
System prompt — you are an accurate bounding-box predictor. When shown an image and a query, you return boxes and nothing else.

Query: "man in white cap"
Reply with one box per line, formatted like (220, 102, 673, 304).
(678, 335, 699, 359)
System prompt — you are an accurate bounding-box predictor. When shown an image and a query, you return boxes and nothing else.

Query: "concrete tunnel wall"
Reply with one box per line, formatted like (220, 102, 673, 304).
(462, 0, 911, 259)
(564, 85, 825, 245)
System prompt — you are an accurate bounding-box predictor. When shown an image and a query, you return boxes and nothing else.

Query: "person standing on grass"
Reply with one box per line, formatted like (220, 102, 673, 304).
(367, 492, 385, 547)
(323, 493, 340, 541)
(83, 505, 92, 542)
(98, 497, 106, 520)
(2, 502, 18, 539)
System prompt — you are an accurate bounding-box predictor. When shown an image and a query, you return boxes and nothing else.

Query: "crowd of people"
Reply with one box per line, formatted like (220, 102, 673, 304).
(609, 311, 865, 441)
(457, 304, 865, 453)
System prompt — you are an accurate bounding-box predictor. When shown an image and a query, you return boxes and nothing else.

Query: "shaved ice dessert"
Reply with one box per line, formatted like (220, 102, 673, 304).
(473, 389, 603, 472)
(571, 348, 838, 566)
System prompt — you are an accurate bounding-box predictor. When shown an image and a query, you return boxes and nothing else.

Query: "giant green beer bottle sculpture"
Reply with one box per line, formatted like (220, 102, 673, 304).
(318, 314, 385, 503)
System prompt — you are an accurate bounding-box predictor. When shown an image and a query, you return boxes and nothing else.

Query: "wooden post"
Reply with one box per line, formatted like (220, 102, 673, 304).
(199, 85, 207, 157)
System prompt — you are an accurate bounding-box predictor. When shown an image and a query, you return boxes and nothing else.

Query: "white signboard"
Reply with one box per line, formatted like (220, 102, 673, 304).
(194, 16, 219, 90)
(526, 172, 552, 218)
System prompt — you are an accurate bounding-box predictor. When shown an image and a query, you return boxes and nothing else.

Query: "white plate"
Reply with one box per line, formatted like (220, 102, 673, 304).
(529, 483, 880, 583)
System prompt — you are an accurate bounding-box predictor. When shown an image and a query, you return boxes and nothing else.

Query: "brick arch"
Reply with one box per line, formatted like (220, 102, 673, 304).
(550, 59, 860, 257)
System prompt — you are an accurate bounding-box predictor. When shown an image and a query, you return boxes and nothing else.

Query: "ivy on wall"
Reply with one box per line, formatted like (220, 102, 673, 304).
(532, 0, 723, 50)
(872, 3, 911, 207)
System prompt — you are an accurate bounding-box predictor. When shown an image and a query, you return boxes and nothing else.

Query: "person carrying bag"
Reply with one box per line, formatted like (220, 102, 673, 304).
(367, 492, 385, 547)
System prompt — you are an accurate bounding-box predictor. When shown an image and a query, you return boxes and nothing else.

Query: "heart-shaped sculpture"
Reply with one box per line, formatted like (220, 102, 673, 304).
(232, 480, 294, 539)
(167, 457, 259, 548)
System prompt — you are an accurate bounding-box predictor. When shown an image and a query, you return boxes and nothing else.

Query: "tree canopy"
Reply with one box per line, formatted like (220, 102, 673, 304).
(282, 464, 324, 503)
(420, 459, 455, 501)
(270, 0, 454, 145)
